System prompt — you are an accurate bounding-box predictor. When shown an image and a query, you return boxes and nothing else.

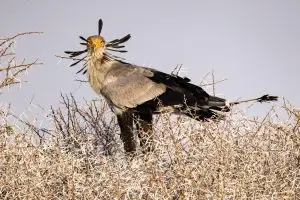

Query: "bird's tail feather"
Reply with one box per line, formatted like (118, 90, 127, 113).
(189, 94, 278, 121)
(206, 94, 278, 111)
(184, 96, 229, 121)
(207, 95, 228, 107)
(230, 94, 278, 106)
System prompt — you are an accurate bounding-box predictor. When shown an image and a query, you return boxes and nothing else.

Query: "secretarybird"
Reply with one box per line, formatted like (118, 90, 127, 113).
(64, 19, 278, 153)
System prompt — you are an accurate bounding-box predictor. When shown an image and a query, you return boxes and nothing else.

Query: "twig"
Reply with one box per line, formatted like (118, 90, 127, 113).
(212, 70, 215, 96)
(75, 79, 88, 83)
(0, 32, 43, 46)
(56, 55, 83, 61)
(199, 78, 227, 87)
(0, 60, 42, 72)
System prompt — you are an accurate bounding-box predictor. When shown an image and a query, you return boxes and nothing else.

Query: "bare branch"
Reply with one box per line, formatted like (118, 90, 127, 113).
(0, 32, 43, 90)
(0, 32, 43, 46)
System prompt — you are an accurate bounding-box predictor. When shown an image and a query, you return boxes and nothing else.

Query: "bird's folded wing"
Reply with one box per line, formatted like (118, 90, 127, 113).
(101, 68, 166, 109)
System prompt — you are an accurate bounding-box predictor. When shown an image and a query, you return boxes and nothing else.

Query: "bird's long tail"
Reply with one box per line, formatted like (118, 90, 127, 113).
(229, 94, 278, 106)
(190, 94, 278, 121)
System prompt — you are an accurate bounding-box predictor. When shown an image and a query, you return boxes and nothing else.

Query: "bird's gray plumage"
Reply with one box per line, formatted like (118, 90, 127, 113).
(65, 19, 278, 153)
(88, 61, 166, 111)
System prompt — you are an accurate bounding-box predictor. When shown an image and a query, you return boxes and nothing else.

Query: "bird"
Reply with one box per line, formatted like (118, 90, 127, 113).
(64, 19, 278, 153)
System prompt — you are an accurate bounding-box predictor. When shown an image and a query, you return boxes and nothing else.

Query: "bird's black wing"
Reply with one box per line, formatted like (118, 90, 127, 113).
(143, 69, 210, 107)
(138, 68, 228, 120)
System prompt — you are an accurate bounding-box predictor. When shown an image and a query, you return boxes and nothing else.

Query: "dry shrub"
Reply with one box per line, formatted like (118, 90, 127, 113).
(0, 94, 299, 200)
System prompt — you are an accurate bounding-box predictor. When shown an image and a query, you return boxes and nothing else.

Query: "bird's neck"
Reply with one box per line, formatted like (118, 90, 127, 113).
(87, 53, 114, 94)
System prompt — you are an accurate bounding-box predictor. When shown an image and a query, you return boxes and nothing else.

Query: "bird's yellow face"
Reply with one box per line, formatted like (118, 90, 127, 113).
(87, 36, 105, 52)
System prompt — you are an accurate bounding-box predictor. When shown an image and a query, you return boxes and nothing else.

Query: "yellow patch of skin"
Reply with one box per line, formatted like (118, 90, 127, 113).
(87, 37, 104, 50)
(93, 38, 103, 48)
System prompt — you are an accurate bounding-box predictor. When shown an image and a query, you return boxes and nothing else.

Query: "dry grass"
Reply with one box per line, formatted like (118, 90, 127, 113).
(0, 95, 299, 200)
(2, 32, 299, 199)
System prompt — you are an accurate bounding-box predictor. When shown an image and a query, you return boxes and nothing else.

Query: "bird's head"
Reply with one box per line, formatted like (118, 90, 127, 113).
(86, 35, 106, 60)
(64, 19, 131, 74)
(87, 35, 106, 53)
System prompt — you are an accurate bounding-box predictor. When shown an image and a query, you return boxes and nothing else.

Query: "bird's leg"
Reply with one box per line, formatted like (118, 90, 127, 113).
(117, 112, 136, 153)
(136, 112, 154, 153)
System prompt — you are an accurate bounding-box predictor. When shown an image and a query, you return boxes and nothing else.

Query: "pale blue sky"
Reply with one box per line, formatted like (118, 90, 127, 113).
(1, 0, 299, 118)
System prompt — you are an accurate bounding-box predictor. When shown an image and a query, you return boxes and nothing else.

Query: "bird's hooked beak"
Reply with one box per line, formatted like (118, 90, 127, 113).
(87, 36, 106, 53)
